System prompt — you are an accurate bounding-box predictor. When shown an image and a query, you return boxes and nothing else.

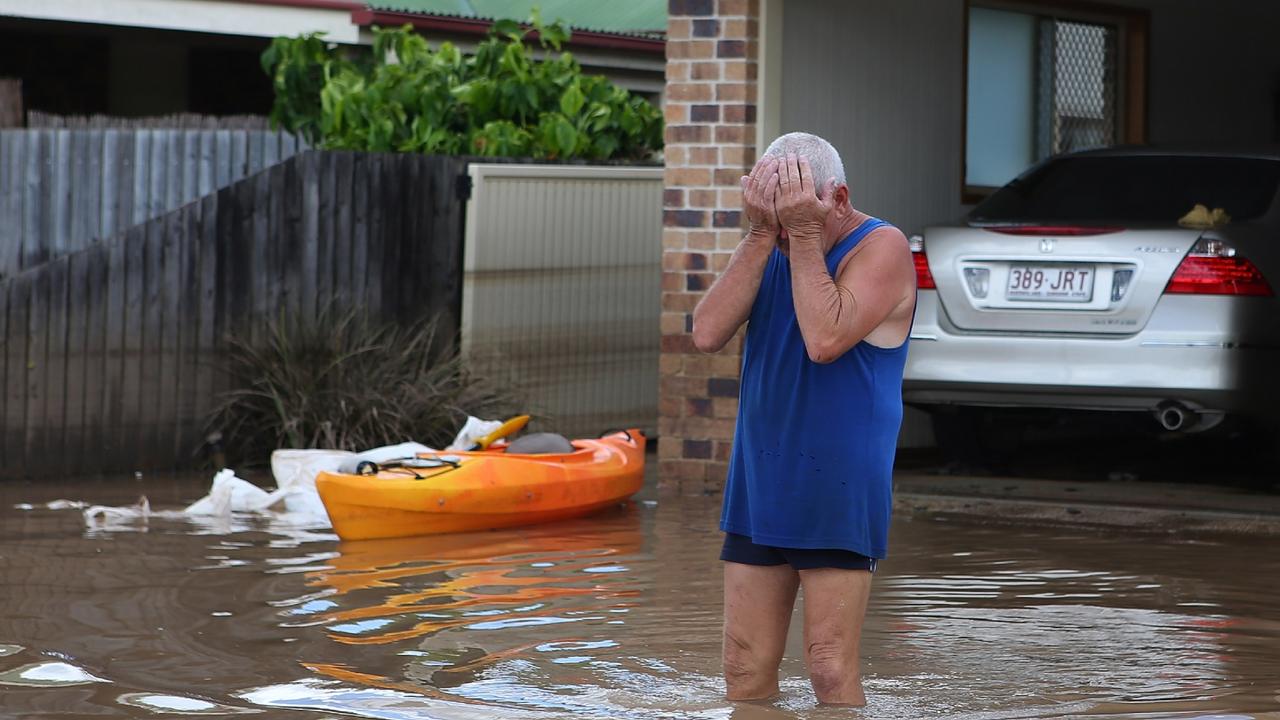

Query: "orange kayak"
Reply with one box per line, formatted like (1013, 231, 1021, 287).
(315, 430, 646, 541)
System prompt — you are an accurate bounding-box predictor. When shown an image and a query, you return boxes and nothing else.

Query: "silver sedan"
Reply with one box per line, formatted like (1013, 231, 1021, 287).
(904, 147, 1279, 441)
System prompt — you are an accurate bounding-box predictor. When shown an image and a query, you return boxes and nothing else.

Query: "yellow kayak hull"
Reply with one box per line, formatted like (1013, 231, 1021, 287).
(316, 430, 646, 541)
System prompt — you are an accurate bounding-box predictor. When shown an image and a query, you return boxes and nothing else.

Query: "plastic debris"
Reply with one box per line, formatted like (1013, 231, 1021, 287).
(268, 449, 354, 517)
(83, 496, 151, 523)
(184, 469, 271, 516)
(58, 415, 504, 534)
(446, 416, 507, 451)
(14, 500, 89, 511)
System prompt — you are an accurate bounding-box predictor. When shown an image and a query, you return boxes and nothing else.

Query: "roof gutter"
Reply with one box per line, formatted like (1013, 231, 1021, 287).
(350, 9, 665, 54)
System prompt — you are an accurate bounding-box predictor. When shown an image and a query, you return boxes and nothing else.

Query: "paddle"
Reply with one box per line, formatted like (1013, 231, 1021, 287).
(471, 415, 531, 450)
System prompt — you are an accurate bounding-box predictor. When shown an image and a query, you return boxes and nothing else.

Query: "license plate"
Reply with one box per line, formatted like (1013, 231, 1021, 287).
(1006, 264, 1094, 302)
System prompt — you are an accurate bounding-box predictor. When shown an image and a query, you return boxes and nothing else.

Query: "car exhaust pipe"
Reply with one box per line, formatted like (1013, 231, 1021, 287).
(1155, 402, 1193, 432)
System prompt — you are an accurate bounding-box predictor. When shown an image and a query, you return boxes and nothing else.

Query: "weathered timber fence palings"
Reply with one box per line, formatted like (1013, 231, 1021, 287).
(0, 150, 466, 478)
(0, 128, 306, 278)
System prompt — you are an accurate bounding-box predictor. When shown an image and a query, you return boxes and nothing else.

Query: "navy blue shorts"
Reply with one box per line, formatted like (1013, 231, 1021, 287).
(720, 532, 878, 572)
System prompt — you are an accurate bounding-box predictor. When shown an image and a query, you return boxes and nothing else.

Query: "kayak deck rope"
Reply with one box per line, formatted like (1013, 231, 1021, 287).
(356, 456, 462, 480)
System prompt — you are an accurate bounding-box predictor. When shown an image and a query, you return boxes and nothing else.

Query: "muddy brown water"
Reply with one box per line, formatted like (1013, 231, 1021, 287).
(1, 472, 1278, 720)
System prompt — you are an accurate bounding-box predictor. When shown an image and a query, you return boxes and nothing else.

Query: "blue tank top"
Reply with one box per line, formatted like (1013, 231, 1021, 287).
(720, 217, 908, 559)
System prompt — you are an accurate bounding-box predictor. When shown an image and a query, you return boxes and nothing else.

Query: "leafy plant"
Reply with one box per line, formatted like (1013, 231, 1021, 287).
(261, 10, 663, 161)
(209, 308, 519, 463)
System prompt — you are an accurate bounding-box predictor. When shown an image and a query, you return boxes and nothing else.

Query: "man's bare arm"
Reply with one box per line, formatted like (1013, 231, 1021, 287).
(691, 157, 781, 353)
(775, 154, 915, 363)
(788, 229, 913, 363)
(691, 230, 774, 352)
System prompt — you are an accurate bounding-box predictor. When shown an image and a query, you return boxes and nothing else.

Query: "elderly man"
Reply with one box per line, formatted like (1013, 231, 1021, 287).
(691, 132, 917, 706)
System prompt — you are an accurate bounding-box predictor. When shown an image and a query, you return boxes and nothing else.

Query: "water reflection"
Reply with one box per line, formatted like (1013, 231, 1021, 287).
(118, 692, 262, 715)
(299, 516, 644, 649)
(0, 661, 108, 687)
(278, 505, 746, 718)
(239, 677, 558, 719)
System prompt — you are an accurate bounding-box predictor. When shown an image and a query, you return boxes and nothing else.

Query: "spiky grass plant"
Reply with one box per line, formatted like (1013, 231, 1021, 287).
(210, 308, 518, 463)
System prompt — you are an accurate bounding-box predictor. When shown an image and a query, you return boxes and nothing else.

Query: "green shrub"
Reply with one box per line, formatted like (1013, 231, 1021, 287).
(210, 309, 519, 463)
(261, 11, 663, 161)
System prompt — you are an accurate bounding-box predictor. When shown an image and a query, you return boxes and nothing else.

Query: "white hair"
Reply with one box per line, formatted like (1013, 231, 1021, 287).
(762, 132, 846, 195)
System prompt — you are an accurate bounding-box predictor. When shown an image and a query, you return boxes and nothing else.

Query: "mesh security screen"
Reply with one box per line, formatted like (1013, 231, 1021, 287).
(967, 6, 1127, 188)
(1038, 18, 1119, 156)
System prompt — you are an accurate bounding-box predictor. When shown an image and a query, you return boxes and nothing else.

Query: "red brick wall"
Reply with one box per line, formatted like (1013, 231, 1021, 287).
(660, 0, 760, 493)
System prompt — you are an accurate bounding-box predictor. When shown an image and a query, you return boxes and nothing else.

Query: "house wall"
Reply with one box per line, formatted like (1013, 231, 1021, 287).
(777, 1, 970, 237)
(769, 0, 1280, 449)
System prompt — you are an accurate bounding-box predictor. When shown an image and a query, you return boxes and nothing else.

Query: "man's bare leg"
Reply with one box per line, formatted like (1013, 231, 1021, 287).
(722, 561, 799, 700)
(798, 567, 872, 705)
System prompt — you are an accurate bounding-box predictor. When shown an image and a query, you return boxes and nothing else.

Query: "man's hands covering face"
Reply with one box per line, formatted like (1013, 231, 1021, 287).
(740, 153, 835, 246)
(740, 156, 781, 236)
(774, 153, 835, 245)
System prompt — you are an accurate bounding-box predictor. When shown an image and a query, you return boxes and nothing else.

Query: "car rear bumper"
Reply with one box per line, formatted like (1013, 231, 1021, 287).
(903, 291, 1280, 415)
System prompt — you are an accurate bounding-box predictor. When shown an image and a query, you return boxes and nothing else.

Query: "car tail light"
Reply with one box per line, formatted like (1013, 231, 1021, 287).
(909, 234, 935, 289)
(1165, 238, 1272, 297)
(983, 225, 1124, 237)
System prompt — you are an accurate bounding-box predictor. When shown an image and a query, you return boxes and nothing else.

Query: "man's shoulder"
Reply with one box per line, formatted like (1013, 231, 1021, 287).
(864, 222, 907, 245)
(838, 223, 910, 273)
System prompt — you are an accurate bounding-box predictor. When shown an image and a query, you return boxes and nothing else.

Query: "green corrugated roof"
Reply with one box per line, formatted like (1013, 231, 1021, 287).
(366, 0, 666, 39)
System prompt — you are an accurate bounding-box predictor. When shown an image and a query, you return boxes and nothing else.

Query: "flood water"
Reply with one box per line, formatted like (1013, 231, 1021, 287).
(2, 472, 1279, 720)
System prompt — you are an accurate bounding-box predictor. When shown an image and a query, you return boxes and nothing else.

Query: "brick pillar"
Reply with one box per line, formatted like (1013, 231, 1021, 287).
(660, 0, 760, 494)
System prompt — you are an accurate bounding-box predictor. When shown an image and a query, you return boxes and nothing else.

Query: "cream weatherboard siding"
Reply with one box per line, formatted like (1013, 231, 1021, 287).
(777, 0, 969, 240)
(462, 163, 663, 438)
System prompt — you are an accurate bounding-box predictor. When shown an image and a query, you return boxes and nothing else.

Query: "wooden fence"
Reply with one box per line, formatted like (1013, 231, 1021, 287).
(0, 128, 306, 278)
(0, 150, 467, 478)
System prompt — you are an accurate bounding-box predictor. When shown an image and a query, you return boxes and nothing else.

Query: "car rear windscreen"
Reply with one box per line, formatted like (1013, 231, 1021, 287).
(971, 155, 1280, 224)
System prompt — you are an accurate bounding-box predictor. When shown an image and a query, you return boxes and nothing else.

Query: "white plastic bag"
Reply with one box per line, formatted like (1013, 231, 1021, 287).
(184, 469, 271, 516)
(445, 416, 505, 451)
(83, 496, 151, 523)
(268, 449, 354, 517)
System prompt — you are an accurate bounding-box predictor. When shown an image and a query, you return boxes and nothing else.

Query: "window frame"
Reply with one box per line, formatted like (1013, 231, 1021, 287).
(961, 0, 1149, 204)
